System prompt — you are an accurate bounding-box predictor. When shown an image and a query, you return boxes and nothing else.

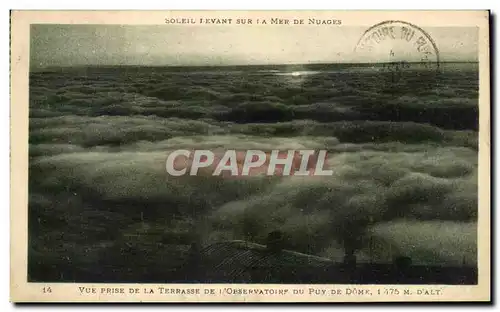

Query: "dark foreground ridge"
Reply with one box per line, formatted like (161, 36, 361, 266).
(29, 240, 478, 285)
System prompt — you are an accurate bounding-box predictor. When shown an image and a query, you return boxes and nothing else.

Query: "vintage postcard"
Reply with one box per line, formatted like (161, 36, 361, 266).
(10, 10, 490, 302)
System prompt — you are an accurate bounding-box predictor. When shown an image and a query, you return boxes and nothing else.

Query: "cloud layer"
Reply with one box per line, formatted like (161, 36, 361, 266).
(28, 65, 479, 281)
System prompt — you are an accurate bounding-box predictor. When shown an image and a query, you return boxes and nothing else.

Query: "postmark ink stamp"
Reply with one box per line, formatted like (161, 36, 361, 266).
(354, 20, 441, 88)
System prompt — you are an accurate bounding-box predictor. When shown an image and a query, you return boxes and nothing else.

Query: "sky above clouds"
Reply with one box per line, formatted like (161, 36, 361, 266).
(30, 24, 478, 68)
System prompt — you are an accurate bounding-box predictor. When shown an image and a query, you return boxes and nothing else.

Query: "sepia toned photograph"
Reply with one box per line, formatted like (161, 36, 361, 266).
(10, 10, 490, 302)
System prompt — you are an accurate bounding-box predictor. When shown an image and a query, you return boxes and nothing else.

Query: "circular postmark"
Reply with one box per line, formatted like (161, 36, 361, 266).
(354, 20, 440, 90)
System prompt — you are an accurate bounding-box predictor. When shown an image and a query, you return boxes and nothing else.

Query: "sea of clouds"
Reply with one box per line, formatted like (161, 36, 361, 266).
(28, 66, 479, 280)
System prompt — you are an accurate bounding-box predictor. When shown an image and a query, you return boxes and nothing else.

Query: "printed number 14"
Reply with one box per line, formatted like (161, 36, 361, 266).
(42, 287, 52, 293)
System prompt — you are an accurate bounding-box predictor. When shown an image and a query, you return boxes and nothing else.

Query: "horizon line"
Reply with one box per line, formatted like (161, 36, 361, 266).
(31, 60, 479, 71)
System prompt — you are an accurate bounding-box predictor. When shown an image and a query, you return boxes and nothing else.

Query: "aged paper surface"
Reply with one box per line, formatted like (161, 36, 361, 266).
(10, 10, 490, 302)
